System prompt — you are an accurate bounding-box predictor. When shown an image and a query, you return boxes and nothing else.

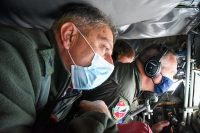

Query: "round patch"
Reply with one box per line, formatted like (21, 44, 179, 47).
(112, 98, 129, 120)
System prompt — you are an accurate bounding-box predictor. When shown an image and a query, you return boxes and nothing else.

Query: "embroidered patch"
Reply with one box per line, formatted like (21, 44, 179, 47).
(112, 98, 129, 120)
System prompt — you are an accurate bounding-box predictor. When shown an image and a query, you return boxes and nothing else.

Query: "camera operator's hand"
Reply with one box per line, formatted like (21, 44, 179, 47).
(80, 100, 111, 118)
(151, 120, 170, 133)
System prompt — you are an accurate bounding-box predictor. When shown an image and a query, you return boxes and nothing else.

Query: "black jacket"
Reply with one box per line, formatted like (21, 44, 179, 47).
(80, 62, 141, 121)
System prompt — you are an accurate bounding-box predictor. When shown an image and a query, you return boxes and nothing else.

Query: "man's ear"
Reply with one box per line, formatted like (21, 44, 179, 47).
(60, 22, 78, 50)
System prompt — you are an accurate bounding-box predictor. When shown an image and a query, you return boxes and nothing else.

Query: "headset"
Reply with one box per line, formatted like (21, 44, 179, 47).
(144, 46, 168, 78)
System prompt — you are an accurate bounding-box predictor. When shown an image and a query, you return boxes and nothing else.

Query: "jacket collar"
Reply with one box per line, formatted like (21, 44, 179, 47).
(38, 29, 70, 77)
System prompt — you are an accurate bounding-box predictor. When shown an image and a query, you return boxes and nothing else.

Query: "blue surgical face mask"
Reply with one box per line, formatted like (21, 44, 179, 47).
(68, 27, 114, 90)
(154, 76, 173, 94)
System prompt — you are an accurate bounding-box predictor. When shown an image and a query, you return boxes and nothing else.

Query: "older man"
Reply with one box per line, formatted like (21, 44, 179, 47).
(0, 3, 118, 133)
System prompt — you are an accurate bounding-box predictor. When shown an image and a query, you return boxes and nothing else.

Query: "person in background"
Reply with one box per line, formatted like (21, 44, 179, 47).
(79, 41, 177, 133)
(0, 3, 118, 133)
(112, 40, 135, 63)
(138, 45, 177, 94)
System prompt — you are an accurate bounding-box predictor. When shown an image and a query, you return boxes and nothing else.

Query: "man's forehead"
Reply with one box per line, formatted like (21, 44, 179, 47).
(97, 24, 114, 38)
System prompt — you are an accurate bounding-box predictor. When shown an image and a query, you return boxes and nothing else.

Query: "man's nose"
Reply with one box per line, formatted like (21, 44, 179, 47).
(104, 54, 113, 64)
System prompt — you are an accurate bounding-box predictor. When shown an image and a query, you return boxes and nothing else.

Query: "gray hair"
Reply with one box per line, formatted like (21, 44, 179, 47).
(160, 52, 177, 76)
(52, 3, 117, 42)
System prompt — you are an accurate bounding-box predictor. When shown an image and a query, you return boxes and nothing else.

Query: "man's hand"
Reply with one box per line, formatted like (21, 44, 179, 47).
(151, 120, 170, 133)
(79, 100, 111, 118)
